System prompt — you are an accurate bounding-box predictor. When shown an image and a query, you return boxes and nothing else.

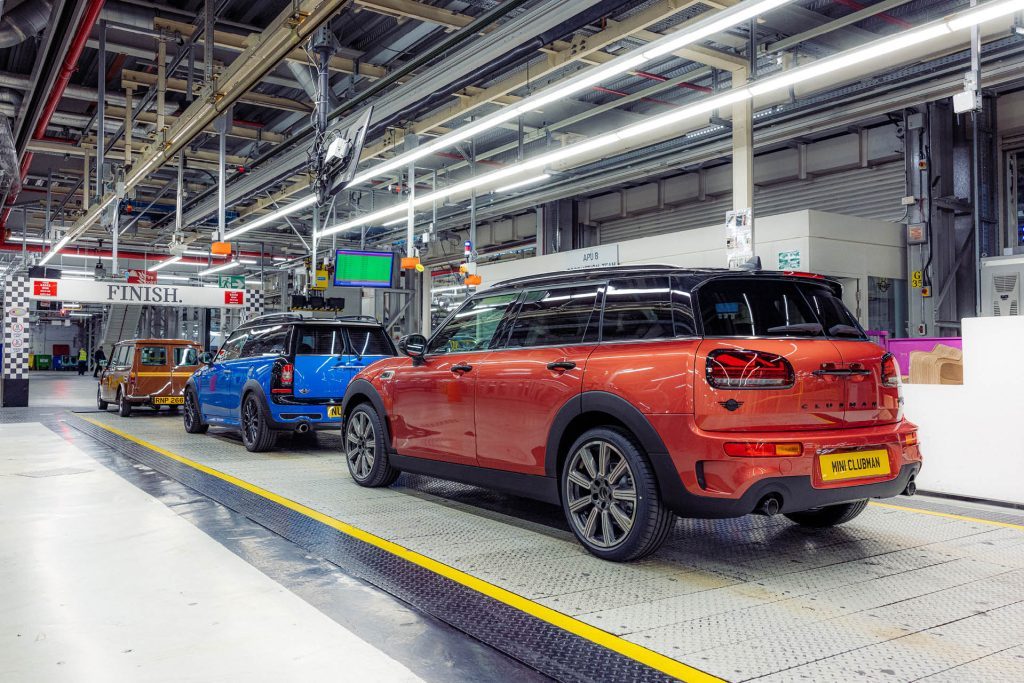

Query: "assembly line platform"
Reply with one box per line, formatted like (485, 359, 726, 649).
(68, 409, 1024, 682)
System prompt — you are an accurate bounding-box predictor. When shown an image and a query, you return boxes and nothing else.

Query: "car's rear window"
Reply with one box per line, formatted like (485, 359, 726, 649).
(697, 278, 865, 339)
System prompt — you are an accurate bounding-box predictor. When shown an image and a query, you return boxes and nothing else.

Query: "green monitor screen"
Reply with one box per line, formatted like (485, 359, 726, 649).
(333, 250, 395, 288)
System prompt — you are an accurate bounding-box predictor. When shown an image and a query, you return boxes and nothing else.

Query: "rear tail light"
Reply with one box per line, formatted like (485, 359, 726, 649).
(725, 442, 803, 457)
(706, 350, 795, 389)
(881, 353, 900, 388)
(900, 431, 918, 447)
(272, 361, 294, 395)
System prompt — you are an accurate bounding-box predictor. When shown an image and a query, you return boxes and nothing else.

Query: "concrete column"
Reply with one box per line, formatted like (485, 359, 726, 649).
(731, 66, 753, 226)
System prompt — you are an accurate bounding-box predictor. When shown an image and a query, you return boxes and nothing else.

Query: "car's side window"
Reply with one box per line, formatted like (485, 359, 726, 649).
(345, 328, 392, 356)
(175, 347, 199, 366)
(428, 293, 520, 354)
(243, 325, 291, 356)
(671, 276, 697, 337)
(217, 332, 247, 362)
(296, 326, 340, 355)
(506, 284, 601, 348)
(601, 276, 673, 343)
(140, 346, 167, 366)
(116, 345, 134, 367)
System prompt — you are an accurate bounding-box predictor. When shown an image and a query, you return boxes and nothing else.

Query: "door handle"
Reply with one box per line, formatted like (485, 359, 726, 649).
(451, 363, 473, 374)
(546, 361, 576, 372)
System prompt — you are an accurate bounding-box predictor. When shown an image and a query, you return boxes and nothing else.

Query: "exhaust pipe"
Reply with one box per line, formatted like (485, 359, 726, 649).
(756, 495, 782, 516)
(295, 422, 310, 434)
(902, 477, 917, 497)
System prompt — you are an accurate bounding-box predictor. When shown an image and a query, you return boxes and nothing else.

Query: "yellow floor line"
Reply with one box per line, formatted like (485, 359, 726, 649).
(78, 415, 722, 683)
(868, 501, 1024, 532)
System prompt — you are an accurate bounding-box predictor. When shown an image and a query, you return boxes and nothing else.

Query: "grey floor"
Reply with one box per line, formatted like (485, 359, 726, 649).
(0, 420, 423, 682)
(8, 372, 1024, 682)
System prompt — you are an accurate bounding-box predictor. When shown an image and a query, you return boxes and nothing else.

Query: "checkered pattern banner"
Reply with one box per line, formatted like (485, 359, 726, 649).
(3, 274, 31, 380)
(242, 288, 264, 322)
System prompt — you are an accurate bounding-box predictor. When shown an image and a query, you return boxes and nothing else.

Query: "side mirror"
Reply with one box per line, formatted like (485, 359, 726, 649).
(398, 334, 428, 363)
(199, 352, 214, 365)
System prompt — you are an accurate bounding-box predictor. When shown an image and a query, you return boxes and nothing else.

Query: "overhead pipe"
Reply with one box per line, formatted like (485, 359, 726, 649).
(0, 0, 53, 48)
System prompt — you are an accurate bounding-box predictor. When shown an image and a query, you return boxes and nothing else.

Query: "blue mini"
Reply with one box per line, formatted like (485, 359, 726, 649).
(183, 313, 395, 451)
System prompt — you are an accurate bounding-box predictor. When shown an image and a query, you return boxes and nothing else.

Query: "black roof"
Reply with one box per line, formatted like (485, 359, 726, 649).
(489, 266, 839, 294)
(238, 313, 383, 329)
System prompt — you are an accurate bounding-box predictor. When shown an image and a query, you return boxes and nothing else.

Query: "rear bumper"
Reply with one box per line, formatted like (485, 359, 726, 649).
(646, 415, 922, 518)
(265, 400, 342, 431)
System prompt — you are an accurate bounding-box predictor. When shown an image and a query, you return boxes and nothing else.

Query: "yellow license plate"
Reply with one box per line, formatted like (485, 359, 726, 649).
(819, 449, 890, 482)
(327, 405, 343, 418)
(153, 396, 184, 405)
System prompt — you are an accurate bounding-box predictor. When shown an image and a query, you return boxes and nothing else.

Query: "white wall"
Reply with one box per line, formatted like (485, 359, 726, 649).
(902, 316, 1024, 506)
(30, 321, 83, 356)
(477, 209, 905, 326)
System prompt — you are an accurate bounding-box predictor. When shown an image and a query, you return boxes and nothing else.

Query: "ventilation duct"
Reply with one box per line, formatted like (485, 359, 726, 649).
(0, 115, 21, 198)
(0, 0, 53, 48)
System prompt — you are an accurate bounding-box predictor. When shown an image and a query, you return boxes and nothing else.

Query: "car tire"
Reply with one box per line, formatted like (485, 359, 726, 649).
(240, 392, 277, 452)
(97, 386, 109, 411)
(183, 388, 209, 434)
(117, 390, 132, 417)
(784, 499, 869, 528)
(560, 427, 675, 562)
(345, 403, 399, 487)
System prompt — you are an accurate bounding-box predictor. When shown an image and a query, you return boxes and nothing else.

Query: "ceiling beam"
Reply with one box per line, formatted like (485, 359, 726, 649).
(50, 0, 350, 256)
(121, 70, 312, 113)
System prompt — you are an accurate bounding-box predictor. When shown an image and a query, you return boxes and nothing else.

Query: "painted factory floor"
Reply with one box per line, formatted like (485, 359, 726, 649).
(2, 374, 1023, 681)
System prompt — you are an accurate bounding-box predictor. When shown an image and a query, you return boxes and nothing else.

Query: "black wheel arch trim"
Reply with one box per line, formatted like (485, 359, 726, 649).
(342, 379, 393, 447)
(544, 391, 680, 509)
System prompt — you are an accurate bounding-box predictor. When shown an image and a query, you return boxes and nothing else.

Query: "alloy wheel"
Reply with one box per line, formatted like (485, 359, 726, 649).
(346, 411, 376, 479)
(242, 397, 259, 444)
(564, 439, 638, 549)
(184, 392, 198, 430)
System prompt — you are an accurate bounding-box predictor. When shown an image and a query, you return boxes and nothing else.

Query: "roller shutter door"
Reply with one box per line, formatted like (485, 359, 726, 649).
(598, 162, 905, 244)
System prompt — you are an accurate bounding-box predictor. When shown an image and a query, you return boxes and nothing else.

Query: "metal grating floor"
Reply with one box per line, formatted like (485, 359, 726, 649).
(75, 410, 1024, 682)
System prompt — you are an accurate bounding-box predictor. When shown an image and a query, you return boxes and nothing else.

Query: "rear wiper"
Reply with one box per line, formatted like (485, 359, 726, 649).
(828, 324, 863, 338)
(766, 323, 823, 336)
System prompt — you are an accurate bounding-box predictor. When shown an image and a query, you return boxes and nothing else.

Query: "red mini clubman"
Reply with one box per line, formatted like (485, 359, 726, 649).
(341, 266, 922, 561)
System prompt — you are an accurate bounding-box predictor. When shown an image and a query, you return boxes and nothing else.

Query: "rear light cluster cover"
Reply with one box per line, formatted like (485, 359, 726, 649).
(881, 353, 900, 388)
(706, 349, 795, 389)
(272, 361, 294, 395)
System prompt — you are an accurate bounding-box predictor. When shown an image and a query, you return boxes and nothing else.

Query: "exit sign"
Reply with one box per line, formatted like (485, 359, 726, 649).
(218, 275, 245, 289)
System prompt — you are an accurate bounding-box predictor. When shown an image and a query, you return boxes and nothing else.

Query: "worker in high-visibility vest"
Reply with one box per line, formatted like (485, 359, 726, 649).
(77, 347, 88, 376)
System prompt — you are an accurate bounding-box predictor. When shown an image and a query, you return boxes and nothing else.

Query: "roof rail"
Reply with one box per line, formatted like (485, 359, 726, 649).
(335, 315, 381, 323)
(242, 312, 307, 325)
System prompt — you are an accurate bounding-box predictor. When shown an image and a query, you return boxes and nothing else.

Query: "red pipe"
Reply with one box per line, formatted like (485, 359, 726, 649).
(0, 0, 107, 233)
(0, 241, 277, 264)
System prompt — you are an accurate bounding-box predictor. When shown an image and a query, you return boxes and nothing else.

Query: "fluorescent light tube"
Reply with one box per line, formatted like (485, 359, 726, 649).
(198, 261, 242, 276)
(158, 275, 193, 281)
(223, 194, 317, 240)
(149, 255, 182, 271)
(494, 174, 551, 193)
(317, 2, 1017, 244)
(345, 0, 799, 190)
